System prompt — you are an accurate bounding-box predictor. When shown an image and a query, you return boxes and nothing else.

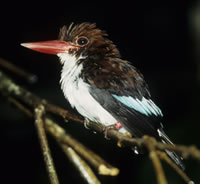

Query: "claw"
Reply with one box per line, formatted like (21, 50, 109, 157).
(104, 126, 112, 140)
(84, 119, 91, 129)
(117, 131, 132, 147)
(117, 141, 122, 147)
(104, 122, 124, 140)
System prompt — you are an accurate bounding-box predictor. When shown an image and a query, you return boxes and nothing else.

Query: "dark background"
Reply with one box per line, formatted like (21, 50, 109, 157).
(0, 1, 200, 184)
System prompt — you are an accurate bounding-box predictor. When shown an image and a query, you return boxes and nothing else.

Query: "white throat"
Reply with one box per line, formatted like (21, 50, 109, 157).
(58, 53, 82, 85)
(58, 53, 84, 107)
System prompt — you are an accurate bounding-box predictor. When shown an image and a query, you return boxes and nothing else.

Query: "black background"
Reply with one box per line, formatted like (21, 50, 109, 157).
(0, 1, 200, 184)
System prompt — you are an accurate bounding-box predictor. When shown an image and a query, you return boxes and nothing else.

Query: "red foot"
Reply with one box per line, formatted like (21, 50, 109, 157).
(114, 122, 123, 129)
(104, 122, 123, 139)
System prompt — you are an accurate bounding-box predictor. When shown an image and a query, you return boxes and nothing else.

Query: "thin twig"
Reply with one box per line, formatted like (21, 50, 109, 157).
(0, 57, 37, 83)
(45, 102, 83, 123)
(7, 97, 33, 118)
(143, 136, 167, 184)
(0, 69, 82, 123)
(87, 120, 200, 161)
(157, 151, 194, 184)
(156, 142, 200, 160)
(45, 118, 119, 176)
(58, 142, 101, 184)
(8, 97, 103, 183)
(34, 105, 60, 184)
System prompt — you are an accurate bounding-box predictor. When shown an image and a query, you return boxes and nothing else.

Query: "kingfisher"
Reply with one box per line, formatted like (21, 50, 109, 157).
(21, 22, 184, 170)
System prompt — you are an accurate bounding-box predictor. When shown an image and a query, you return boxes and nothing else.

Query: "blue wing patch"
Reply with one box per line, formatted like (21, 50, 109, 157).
(112, 94, 163, 117)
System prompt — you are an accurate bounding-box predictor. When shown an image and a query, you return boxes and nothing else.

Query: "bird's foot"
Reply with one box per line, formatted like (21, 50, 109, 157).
(104, 122, 123, 139)
(114, 122, 123, 129)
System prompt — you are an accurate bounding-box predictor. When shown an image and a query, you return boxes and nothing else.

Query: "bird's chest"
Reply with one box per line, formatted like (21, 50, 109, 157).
(60, 63, 96, 120)
(60, 63, 117, 126)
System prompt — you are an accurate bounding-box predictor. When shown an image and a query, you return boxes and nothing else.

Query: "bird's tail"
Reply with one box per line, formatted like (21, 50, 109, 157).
(158, 128, 185, 170)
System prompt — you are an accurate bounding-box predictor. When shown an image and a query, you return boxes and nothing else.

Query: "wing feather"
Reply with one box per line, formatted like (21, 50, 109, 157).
(82, 58, 163, 138)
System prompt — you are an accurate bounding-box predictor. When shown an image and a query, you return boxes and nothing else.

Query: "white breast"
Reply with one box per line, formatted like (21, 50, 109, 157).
(58, 53, 117, 126)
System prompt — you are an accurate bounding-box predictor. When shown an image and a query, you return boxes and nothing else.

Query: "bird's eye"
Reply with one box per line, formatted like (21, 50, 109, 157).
(76, 36, 89, 46)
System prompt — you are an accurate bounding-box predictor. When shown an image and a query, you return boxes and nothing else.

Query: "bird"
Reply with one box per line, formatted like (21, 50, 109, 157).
(21, 22, 184, 170)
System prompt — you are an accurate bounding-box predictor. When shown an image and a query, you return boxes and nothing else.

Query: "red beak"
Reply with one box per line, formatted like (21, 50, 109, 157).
(21, 40, 79, 55)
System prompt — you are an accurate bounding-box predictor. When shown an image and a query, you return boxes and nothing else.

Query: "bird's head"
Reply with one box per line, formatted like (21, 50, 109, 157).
(21, 22, 120, 63)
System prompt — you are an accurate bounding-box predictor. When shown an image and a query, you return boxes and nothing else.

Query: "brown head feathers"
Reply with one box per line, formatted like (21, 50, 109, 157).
(59, 22, 120, 58)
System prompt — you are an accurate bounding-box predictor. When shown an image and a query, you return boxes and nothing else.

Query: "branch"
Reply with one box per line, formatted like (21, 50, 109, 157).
(34, 105, 60, 184)
(10, 97, 103, 183)
(157, 151, 193, 184)
(45, 118, 119, 176)
(0, 57, 37, 83)
(143, 136, 167, 184)
(58, 143, 101, 184)
(86, 121, 200, 161)
(5, 93, 114, 184)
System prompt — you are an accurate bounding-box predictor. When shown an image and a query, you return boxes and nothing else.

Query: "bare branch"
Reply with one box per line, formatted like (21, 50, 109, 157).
(45, 118, 119, 176)
(45, 102, 83, 123)
(7, 96, 33, 118)
(157, 151, 194, 184)
(0, 57, 37, 83)
(86, 121, 200, 161)
(6, 94, 117, 182)
(59, 143, 101, 184)
(4, 88, 118, 181)
(34, 105, 60, 184)
(143, 136, 167, 184)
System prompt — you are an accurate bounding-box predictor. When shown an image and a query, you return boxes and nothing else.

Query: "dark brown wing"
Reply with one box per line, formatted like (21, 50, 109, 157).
(81, 57, 150, 97)
(81, 57, 163, 138)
